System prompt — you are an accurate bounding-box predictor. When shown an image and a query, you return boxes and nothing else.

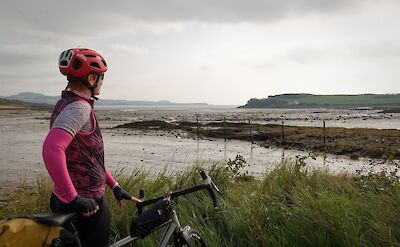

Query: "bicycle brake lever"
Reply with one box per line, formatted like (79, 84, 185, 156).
(211, 181, 223, 195)
(200, 170, 207, 180)
(200, 171, 221, 208)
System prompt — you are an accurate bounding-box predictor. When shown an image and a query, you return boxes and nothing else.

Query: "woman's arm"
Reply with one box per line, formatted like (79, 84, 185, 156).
(105, 169, 117, 188)
(42, 128, 77, 203)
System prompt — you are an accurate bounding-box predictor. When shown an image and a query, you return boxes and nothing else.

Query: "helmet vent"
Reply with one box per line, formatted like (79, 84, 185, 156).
(90, 62, 101, 69)
(84, 54, 96, 58)
(72, 58, 82, 70)
(58, 49, 74, 68)
(59, 51, 65, 60)
(59, 60, 69, 67)
(101, 59, 107, 67)
(67, 51, 73, 60)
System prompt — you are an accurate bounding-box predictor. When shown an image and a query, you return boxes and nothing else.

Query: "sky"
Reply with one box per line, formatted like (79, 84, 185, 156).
(1, 1, 400, 105)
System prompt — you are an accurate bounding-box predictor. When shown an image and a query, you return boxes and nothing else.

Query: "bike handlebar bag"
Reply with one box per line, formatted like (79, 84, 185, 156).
(130, 199, 172, 238)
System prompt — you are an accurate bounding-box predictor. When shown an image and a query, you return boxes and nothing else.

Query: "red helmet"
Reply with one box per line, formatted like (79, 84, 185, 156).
(58, 48, 107, 78)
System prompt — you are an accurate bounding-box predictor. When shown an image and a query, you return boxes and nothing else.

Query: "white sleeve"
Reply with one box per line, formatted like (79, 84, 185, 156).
(52, 101, 92, 136)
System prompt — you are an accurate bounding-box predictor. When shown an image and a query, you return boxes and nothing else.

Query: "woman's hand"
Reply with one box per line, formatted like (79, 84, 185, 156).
(70, 195, 99, 217)
(113, 186, 142, 207)
(131, 196, 142, 204)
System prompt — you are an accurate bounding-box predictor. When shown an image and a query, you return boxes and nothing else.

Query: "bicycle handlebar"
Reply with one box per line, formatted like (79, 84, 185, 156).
(136, 171, 222, 211)
(200, 170, 222, 209)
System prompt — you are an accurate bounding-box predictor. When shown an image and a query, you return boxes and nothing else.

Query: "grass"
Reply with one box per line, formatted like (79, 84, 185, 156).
(245, 94, 400, 107)
(299, 95, 400, 105)
(0, 105, 27, 110)
(1, 157, 400, 246)
(0, 98, 52, 110)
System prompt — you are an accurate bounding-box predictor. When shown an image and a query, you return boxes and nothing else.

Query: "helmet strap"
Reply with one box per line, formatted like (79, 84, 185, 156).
(81, 75, 100, 101)
(91, 76, 100, 101)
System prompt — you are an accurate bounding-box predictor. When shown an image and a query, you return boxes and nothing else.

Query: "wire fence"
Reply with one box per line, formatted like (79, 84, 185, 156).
(191, 115, 330, 145)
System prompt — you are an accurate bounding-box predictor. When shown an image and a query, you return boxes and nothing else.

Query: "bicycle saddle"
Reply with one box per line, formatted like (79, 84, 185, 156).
(32, 212, 77, 226)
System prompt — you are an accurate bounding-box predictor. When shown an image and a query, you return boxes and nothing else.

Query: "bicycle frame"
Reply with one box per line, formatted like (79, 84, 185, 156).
(33, 171, 220, 247)
(109, 170, 221, 247)
(109, 210, 182, 247)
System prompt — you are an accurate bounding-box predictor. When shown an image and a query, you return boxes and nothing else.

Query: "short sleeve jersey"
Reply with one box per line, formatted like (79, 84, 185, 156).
(52, 101, 93, 135)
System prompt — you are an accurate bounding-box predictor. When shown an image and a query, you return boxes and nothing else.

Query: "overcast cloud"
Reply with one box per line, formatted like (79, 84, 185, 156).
(1, 0, 399, 104)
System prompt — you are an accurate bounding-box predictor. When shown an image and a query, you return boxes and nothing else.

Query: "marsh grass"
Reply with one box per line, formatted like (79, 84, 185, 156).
(1, 157, 400, 246)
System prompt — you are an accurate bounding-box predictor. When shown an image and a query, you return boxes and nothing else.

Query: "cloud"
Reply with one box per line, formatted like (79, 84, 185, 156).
(1, 0, 379, 38)
(111, 44, 149, 55)
(284, 46, 342, 64)
(1, 0, 400, 104)
(0, 44, 58, 66)
(351, 43, 400, 59)
(283, 42, 400, 65)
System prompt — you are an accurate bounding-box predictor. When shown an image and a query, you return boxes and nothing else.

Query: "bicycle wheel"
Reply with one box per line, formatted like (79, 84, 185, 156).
(174, 228, 206, 247)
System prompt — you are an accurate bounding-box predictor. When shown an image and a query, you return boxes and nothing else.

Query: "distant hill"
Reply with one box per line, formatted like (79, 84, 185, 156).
(240, 94, 400, 109)
(3, 92, 208, 107)
(4, 92, 58, 105)
(0, 97, 52, 110)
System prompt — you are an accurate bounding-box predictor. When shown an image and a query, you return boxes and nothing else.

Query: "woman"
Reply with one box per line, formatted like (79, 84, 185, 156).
(42, 48, 140, 246)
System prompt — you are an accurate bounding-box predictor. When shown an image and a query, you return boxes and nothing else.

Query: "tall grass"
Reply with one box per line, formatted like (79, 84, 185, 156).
(1, 157, 400, 247)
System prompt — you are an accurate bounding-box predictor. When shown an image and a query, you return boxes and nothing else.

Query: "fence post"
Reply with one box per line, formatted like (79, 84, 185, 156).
(281, 121, 285, 144)
(196, 114, 199, 141)
(224, 117, 227, 142)
(323, 120, 326, 144)
(249, 119, 254, 144)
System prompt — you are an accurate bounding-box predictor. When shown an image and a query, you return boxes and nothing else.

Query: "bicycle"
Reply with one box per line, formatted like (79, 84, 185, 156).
(32, 171, 222, 247)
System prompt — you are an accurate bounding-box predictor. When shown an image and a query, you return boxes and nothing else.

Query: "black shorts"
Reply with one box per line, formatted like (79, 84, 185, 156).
(50, 193, 111, 247)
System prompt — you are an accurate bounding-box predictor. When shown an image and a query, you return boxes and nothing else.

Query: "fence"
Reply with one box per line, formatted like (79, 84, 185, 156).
(192, 117, 328, 145)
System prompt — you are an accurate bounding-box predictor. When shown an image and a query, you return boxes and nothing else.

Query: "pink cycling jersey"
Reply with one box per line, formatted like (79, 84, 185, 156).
(42, 90, 117, 203)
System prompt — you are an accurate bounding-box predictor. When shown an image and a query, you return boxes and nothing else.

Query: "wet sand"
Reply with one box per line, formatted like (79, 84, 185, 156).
(0, 108, 399, 185)
(96, 107, 400, 130)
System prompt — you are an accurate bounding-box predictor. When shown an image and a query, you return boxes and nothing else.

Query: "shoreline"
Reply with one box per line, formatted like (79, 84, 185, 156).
(114, 120, 400, 160)
(0, 107, 399, 186)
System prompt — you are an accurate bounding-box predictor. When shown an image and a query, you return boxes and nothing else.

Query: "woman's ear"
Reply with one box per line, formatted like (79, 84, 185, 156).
(87, 73, 97, 85)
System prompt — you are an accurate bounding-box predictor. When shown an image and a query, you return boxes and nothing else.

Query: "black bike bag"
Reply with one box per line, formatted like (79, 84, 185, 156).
(130, 199, 172, 238)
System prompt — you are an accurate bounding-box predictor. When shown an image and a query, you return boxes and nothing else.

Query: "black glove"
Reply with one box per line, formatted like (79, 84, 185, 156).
(113, 185, 132, 201)
(70, 196, 98, 213)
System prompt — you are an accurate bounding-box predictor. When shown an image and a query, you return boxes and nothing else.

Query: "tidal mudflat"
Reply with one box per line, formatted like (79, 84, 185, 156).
(0, 107, 398, 185)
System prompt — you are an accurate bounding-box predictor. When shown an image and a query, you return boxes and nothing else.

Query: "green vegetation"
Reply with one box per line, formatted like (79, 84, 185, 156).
(242, 94, 400, 108)
(0, 97, 52, 110)
(0, 98, 30, 109)
(2, 157, 400, 246)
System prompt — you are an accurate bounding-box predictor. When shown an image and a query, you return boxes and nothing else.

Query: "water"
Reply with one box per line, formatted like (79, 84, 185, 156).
(103, 129, 399, 177)
(0, 108, 398, 185)
(95, 104, 237, 111)
(97, 107, 400, 130)
(98, 106, 400, 177)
